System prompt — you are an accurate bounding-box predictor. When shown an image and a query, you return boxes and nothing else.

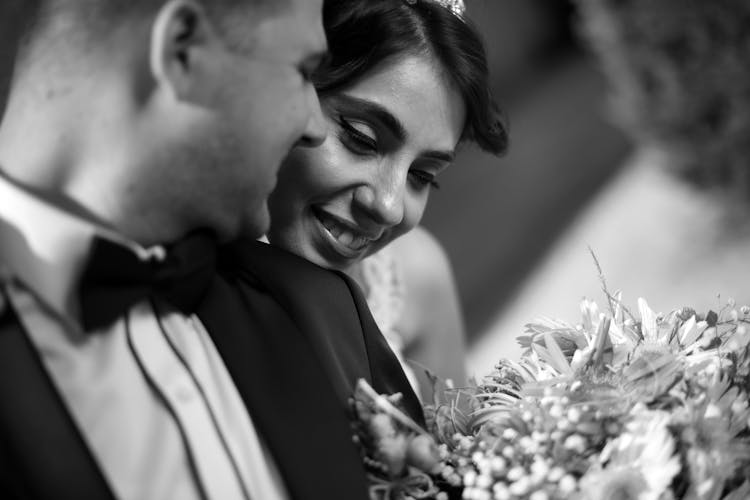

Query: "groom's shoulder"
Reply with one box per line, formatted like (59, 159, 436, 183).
(219, 239, 359, 298)
(214, 239, 373, 350)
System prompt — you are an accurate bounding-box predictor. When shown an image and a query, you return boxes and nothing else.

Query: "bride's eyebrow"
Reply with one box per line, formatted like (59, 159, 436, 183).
(334, 94, 407, 142)
(421, 150, 455, 163)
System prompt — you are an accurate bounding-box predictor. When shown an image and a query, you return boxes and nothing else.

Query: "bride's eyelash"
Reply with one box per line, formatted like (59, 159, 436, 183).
(337, 115, 377, 154)
(335, 114, 440, 191)
(409, 171, 441, 190)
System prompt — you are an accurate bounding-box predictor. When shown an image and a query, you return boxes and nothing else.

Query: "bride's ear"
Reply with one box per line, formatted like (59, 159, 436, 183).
(148, 0, 222, 101)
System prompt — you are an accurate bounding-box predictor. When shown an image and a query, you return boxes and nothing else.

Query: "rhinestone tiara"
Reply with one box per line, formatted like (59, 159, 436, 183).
(405, 0, 466, 18)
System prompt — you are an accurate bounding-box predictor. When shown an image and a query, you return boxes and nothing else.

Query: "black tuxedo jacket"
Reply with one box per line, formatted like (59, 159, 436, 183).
(0, 239, 423, 499)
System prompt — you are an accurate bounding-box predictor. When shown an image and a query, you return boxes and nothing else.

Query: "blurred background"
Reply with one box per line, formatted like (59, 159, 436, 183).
(3, 0, 747, 377)
(419, 0, 632, 353)
(428, 0, 750, 376)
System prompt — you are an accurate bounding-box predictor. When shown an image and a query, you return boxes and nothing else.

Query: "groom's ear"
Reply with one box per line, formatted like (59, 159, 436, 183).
(148, 0, 224, 102)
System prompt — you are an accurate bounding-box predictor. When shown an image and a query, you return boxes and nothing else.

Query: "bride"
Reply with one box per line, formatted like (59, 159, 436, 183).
(265, 0, 507, 399)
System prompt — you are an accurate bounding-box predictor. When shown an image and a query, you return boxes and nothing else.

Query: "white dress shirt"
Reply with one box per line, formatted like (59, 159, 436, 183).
(0, 173, 288, 500)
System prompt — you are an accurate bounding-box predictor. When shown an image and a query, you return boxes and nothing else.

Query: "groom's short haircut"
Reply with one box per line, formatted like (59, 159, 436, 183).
(14, 0, 284, 76)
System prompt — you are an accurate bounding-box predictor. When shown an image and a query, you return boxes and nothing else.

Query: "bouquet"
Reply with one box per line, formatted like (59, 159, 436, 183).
(351, 293, 750, 500)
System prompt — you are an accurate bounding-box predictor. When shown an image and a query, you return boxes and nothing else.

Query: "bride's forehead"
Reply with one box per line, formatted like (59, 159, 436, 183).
(352, 55, 448, 98)
(342, 55, 465, 130)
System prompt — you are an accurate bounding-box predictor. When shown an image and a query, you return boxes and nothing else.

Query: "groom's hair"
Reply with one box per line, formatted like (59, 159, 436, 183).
(13, 0, 280, 76)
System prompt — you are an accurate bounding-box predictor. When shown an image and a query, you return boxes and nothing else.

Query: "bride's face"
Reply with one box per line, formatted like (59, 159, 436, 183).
(267, 54, 466, 271)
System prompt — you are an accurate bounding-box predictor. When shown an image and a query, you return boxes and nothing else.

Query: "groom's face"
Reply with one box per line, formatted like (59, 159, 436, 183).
(220, 0, 329, 239)
(154, 0, 327, 241)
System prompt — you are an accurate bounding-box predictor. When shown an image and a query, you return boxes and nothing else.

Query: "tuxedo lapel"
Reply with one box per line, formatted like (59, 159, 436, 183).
(0, 301, 115, 500)
(222, 240, 372, 401)
(338, 273, 426, 427)
(197, 274, 370, 500)
(223, 240, 425, 426)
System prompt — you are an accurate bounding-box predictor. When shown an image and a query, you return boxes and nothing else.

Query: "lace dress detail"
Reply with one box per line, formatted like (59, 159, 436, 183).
(358, 247, 421, 398)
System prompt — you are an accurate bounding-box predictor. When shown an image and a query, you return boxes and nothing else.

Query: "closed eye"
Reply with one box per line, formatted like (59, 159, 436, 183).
(337, 115, 378, 155)
(409, 170, 440, 190)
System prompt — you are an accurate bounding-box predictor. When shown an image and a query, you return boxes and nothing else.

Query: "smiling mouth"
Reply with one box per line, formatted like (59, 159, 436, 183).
(313, 208, 379, 255)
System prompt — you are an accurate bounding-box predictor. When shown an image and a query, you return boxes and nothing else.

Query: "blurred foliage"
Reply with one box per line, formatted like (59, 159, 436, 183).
(575, 0, 750, 198)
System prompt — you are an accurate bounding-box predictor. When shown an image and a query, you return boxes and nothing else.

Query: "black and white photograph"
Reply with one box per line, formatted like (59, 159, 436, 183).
(1, 1, 749, 498)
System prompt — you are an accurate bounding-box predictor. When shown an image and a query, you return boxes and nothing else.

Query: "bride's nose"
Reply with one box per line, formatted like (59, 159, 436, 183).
(353, 171, 405, 227)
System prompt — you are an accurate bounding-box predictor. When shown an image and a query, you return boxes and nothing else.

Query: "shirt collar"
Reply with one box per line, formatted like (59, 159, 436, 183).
(0, 171, 165, 324)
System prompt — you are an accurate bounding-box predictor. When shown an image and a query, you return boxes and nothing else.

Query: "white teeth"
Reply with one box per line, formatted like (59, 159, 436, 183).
(351, 235, 370, 250)
(331, 227, 369, 251)
(344, 233, 371, 251)
(316, 210, 374, 252)
(338, 230, 354, 246)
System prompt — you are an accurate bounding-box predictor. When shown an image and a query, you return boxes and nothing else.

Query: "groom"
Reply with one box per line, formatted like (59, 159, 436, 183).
(0, 0, 420, 499)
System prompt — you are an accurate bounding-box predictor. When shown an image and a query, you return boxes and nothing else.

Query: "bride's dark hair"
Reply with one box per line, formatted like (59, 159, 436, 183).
(313, 0, 508, 156)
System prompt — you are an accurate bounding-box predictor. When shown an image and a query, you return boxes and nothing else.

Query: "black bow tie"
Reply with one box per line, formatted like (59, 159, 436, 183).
(78, 230, 217, 331)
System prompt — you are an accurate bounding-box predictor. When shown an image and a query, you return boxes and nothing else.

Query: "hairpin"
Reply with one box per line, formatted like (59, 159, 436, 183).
(404, 0, 466, 18)
(436, 0, 466, 17)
